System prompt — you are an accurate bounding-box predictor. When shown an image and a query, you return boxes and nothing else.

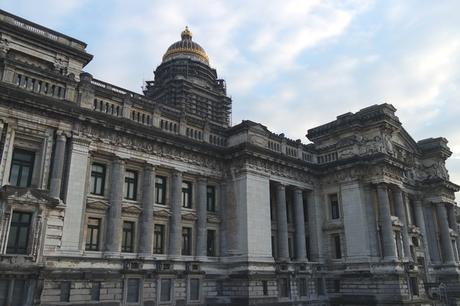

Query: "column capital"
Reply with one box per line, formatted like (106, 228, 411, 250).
(172, 169, 182, 177)
(143, 162, 155, 171)
(112, 157, 126, 165)
(56, 129, 71, 139)
(293, 187, 303, 195)
(275, 182, 285, 191)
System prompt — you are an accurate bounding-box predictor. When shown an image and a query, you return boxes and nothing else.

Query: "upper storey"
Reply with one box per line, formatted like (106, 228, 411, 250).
(144, 27, 232, 128)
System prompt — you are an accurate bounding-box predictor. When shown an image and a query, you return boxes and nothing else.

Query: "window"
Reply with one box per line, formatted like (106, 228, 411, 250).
(126, 278, 140, 303)
(207, 186, 216, 211)
(333, 279, 340, 293)
(262, 280, 268, 296)
(189, 278, 200, 302)
(182, 182, 193, 208)
(288, 237, 294, 259)
(298, 278, 307, 297)
(332, 234, 341, 259)
(6, 211, 32, 254)
(60, 281, 71, 302)
(11, 280, 26, 306)
(316, 278, 325, 296)
(0, 280, 8, 306)
(90, 163, 106, 195)
(155, 176, 167, 205)
(124, 170, 138, 200)
(160, 279, 172, 302)
(154, 224, 165, 254)
(122, 221, 135, 252)
(207, 229, 216, 256)
(329, 193, 340, 219)
(9, 149, 35, 187)
(182, 227, 192, 255)
(86, 217, 101, 251)
(279, 278, 289, 298)
(91, 282, 100, 301)
(409, 277, 419, 296)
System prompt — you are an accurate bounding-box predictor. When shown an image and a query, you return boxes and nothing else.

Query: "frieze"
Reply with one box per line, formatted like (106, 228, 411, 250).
(78, 124, 223, 172)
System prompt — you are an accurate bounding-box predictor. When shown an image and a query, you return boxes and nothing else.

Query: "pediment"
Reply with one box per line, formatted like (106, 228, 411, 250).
(182, 212, 197, 221)
(154, 209, 171, 218)
(0, 186, 59, 206)
(207, 215, 221, 224)
(122, 203, 142, 214)
(86, 200, 110, 211)
(392, 128, 418, 154)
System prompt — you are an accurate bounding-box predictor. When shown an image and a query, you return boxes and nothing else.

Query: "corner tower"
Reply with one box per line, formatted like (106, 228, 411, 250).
(144, 27, 232, 127)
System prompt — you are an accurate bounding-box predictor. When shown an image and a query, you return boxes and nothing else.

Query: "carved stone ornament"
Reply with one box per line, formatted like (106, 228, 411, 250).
(86, 200, 110, 211)
(182, 212, 197, 221)
(153, 209, 172, 219)
(0, 186, 59, 207)
(0, 37, 9, 57)
(122, 203, 142, 215)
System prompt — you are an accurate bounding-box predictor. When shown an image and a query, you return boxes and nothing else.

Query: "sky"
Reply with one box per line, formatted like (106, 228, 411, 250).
(3, 0, 460, 196)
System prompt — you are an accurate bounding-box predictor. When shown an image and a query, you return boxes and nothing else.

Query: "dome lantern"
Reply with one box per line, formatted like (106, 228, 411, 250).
(162, 27, 209, 65)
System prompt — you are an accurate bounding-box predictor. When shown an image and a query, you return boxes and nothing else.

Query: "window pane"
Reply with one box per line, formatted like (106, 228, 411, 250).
(9, 164, 20, 186)
(207, 230, 216, 256)
(190, 278, 200, 301)
(154, 224, 165, 254)
(127, 279, 139, 303)
(7, 212, 32, 254)
(182, 227, 192, 255)
(160, 279, 172, 302)
(11, 280, 25, 306)
(60, 282, 71, 302)
(0, 280, 8, 306)
(91, 282, 100, 301)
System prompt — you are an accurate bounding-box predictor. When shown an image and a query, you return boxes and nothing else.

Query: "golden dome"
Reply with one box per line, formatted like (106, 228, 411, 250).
(162, 26, 209, 65)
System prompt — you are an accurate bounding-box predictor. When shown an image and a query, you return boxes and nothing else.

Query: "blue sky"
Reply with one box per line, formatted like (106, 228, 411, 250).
(3, 0, 460, 195)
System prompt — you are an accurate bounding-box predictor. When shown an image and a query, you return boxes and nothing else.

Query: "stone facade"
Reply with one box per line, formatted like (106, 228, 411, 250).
(0, 9, 459, 306)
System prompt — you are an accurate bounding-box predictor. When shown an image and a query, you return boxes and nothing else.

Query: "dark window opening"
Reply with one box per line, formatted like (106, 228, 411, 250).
(182, 181, 193, 208)
(90, 163, 106, 195)
(155, 176, 166, 205)
(6, 211, 32, 254)
(124, 170, 138, 200)
(182, 227, 192, 255)
(154, 224, 165, 254)
(9, 149, 35, 187)
(330, 193, 340, 219)
(207, 229, 216, 256)
(85, 217, 101, 251)
(122, 221, 135, 252)
(207, 186, 216, 212)
(126, 278, 140, 303)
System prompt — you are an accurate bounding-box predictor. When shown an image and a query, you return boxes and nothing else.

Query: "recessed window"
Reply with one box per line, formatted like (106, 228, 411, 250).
(262, 280, 268, 296)
(332, 234, 342, 259)
(91, 282, 101, 301)
(60, 281, 71, 302)
(316, 278, 325, 296)
(182, 181, 193, 208)
(182, 227, 192, 255)
(298, 278, 307, 297)
(122, 221, 135, 253)
(124, 170, 138, 200)
(86, 217, 101, 251)
(207, 229, 216, 256)
(207, 186, 216, 212)
(160, 279, 172, 302)
(126, 278, 140, 303)
(9, 149, 35, 187)
(189, 278, 200, 302)
(409, 277, 419, 296)
(279, 278, 289, 298)
(329, 193, 340, 219)
(155, 176, 167, 205)
(154, 224, 165, 254)
(90, 163, 106, 195)
(7, 211, 32, 254)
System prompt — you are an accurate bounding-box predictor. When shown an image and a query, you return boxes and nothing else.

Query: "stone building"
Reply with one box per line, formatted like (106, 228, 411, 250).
(0, 9, 459, 306)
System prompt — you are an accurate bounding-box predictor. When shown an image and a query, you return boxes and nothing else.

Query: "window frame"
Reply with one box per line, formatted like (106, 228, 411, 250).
(122, 221, 135, 253)
(158, 278, 174, 304)
(329, 193, 340, 220)
(85, 217, 102, 251)
(153, 224, 166, 254)
(182, 181, 193, 208)
(331, 233, 342, 259)
(125, 277, 142, 305)
(206, 185, 216, 212)
(90, 163, 106, 196)
(182, 226, 192, 256)
(124, 169, 138, 201)
(207, 229, 217, 257)
(187, 277, 201, 303)
(6, 211, 33, 255)
(155, 176, 167, 205)
(9, 148, 35, 188)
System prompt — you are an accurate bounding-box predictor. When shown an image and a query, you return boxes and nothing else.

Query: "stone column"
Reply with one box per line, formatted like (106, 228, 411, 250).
(168, 170, 182, 256)
(219, 183, 228, 256)
(377, 184, 397, 260)
(447, 204, 460, 261)
(436, 203, 456, 264)
(105, 158, 125, 254)
(138, 164, 155, 257)
(60, 138, 90, 253)
(293, 188, 307, 261)
(307, 190, 324, 262)
(276, 183, 289, 261)
(196, 178, 207, 257)
(49, 132, 67, 199)
(393, 188, 411, 260)
(414, 199, 431, 264)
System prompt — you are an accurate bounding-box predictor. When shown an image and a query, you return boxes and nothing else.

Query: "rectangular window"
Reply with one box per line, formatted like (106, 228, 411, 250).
(160, 279, 172, 302)
(262, 280, 268, 296)
(332, 234, 341, 259)
(329, 194, 340, 219)
(409, 277, 419, 296)
(189, 278, 200, 301)
(12, 280, 26, 306)
(333, 279, 340, 293)
(126, 278, 140, 303)
(86, 217, 101, 251)
(182, 227, 192, 255)
(122, 221, 135, 252)
(9, 149, 35, 187)
(279, 278, 289, 298)
(288, 237, 294, 259)
(207, 229, 216, 256)
(124, 170, 138, 200)
(154, 224, 165, 254)
(0, 280, 8, 306)
(207, 186, 216, 211)
(6, 211, 32, 254)
(316, 278, 325, 296)
(155, 176, 167, 205)
(60, 281, 71, 302)
(91, 282, 100, 301)
(182, 181, 192, 208)
(90, 163, 106, 195)
(298, 278, 307, 297)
